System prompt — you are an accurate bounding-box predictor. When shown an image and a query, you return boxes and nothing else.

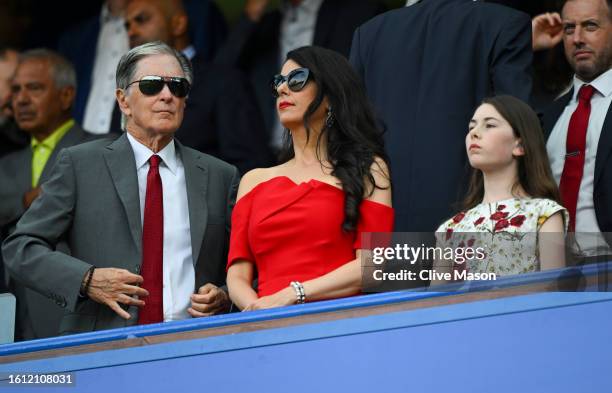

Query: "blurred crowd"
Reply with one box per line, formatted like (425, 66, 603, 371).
(0, 0, 611, 342)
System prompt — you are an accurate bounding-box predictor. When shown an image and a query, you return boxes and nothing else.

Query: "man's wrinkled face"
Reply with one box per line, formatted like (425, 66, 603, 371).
(118, 53, 186, 137)
(11, 59, 69, 135)
(125, 0, 171, 48)
(562, 0, 612, 81)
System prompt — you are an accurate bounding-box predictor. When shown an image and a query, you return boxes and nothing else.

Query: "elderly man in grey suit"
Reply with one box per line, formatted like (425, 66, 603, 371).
(3, 41, 236, 335)
(0, 49, 96, 340)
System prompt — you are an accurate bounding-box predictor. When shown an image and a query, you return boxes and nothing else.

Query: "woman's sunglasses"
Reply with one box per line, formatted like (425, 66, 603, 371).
(270, 68, 310, 98)
(126, 75, 191, 98)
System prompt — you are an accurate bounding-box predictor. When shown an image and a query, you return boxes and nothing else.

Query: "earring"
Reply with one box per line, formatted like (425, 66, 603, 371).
(325, 106, 335, 128)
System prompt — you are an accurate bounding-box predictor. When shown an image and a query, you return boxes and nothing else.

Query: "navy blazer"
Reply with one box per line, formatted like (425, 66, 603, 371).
(542, 89, 612, 245)
(350, 0, 533, 232)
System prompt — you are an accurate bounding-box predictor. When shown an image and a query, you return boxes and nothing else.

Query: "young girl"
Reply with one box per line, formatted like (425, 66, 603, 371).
(436, 95, 567, 277)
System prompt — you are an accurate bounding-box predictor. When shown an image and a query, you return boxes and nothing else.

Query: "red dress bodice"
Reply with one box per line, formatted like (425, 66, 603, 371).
(228, 176, 394, 296)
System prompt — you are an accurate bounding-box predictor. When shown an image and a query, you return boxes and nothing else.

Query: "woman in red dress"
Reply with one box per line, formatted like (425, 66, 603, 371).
(226, 46, 394, 310)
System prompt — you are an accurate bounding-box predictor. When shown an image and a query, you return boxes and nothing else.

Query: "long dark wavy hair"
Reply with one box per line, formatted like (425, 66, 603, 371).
(279, 46, 390, 231)
(463, 95, 561, 210)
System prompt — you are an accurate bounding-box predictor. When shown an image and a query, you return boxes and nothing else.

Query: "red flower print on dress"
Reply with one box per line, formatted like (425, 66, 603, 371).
(452, 212, 466, 224)
(510, 215, 526, 227)
(446, 228, 453, 240)
(494, 219, 510, 231)
(497, 204, 506, 211)
(474, 216, 485, 226)
(490, 211, 509, 221)
(467, 238, 475, 247)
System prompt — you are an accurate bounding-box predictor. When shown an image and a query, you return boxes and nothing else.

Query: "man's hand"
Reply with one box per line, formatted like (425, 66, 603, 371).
(188, 283, 230, 317)
(85, 268, 148, 320)
(532, 12, 563, 51)
(242, 287, 295, 311)
(244, 0, 269, 22)
(23, 187, 42, 209)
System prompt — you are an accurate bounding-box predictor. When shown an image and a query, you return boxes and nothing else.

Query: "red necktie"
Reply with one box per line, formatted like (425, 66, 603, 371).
(138, 155, 164, 324)
(559, 84, 596, 232)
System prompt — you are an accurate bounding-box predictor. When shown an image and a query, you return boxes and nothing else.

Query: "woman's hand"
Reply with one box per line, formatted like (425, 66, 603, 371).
(243, 287, 296, 311)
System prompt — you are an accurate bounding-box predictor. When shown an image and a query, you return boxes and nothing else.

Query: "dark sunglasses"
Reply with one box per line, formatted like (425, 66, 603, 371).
(270, 68, 310, 97)
(126, 75, 191, 98)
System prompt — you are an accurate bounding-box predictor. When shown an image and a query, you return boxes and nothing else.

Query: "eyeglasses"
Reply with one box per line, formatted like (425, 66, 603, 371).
(126, 75, 191, 98)
(270, 68, 310, 97)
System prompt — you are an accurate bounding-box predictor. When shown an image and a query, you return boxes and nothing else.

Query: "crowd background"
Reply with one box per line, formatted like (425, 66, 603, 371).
(0, 0, 576, 141)
(2, 0, 609, 342)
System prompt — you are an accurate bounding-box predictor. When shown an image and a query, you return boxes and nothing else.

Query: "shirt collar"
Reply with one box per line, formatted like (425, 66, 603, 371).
(282, 0, 323, 14)
(100, 2, 123, 24)
(31, 119, 74, 150)
(181, 45, 196, 61)
(126, 132, 178, 175)
(572, 68, 612, 101)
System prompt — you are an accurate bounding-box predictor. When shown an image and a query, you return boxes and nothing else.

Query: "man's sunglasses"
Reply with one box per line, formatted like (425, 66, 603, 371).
(270, 68, 310, 97)
(126, 75, 191, 98)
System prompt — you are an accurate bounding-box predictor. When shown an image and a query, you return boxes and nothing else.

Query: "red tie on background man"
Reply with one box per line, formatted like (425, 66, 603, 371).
(559, 84, 596, 232)
(138, 155, 164, 324)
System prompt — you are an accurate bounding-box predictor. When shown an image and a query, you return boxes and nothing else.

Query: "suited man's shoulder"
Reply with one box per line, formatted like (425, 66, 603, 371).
(476, 1, 530, 24)
(191, 56, 250, 89)
(358, 1, 529, 31)
(59, 133, 121, 158)
(179, 143, 238, 177)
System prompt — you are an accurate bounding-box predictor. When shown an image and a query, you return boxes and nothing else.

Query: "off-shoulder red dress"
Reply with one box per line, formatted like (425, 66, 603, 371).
(227, 176, 394, 297)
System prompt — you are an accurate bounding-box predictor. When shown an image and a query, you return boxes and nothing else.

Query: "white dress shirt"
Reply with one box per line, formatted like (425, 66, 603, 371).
(546, 68, 612, 256)
(82, 3, 129, 134)
(271, 0, 324, 148)
(182, 45, 196, 61)
(127, 133, 195, 321)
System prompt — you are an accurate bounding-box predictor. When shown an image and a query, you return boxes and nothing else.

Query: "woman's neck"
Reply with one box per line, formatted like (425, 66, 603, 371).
(481, 165, 525, 204)
(289, 123, 328, 167)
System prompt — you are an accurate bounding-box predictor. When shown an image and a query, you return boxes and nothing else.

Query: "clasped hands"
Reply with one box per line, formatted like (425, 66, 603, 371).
(83, 267, 230, 319)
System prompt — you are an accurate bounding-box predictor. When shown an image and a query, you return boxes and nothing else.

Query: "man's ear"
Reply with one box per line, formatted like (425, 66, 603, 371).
(513, 139, 525, 157)
(116, 88, 131, 118)
(171, 12, 188, 38)
(59, 86, 76, 112)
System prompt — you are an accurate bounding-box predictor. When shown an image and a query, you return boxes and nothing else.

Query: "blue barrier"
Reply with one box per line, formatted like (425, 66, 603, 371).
(0, 263, 610, 392)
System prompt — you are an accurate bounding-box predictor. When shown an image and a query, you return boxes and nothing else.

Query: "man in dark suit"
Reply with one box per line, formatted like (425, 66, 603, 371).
(215, 0, 386, 149)
(542, 0, 612, 255)
(58, 0, 228, 129)
(350, 0, 533, 232)
(116, 0, 274, 174)
(3, 42, 235, 335)
(0, 49, 97, 339)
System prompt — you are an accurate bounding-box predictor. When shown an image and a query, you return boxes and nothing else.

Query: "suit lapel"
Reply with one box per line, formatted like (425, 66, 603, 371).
(103, 134, 142, 253)
(177, 141, 208, 266)
(17, 148, 33, 193)
(594, 101, 612, 187)
(39, 125, 84, 183)
(542, 90, 572, 139)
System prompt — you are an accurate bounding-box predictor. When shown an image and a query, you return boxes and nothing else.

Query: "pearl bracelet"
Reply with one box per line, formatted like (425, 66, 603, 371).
(290, 281, 306, 304)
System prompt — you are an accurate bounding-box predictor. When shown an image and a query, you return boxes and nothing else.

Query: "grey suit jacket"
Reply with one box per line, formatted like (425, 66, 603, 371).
(0, 124, 95, 228)
(0, 124, 97, 339)
(3, 133, 239, 335)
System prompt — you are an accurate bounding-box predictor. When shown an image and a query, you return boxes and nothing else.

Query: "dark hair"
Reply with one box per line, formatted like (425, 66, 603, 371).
(280, 46, 390, 231)
(462, 95, 561, 210)
(561, 0, 612, 19)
